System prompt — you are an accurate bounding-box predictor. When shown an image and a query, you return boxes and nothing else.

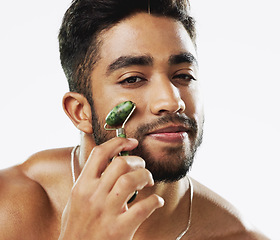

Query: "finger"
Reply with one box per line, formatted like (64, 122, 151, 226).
(107, 168, 154, 212)
(78, 137, 138, 181)
(118, 194, 164, 232)
(99, 155, 146, 193)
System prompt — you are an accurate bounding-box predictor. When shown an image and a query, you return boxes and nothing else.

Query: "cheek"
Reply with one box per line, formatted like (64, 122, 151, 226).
(92, 99, 110, 125)
(192, 84, 204, 115)
(181, 87, 200, 116)
(91, 86, 121, 123)
(184, 86, 204, 131)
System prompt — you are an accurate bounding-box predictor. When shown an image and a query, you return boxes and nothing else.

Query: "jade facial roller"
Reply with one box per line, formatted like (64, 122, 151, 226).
(104, 101, 137, 203)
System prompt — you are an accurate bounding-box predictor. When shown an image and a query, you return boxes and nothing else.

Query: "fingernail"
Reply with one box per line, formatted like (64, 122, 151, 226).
(158, 196, 165, 206)
(127, 138, 138, 143)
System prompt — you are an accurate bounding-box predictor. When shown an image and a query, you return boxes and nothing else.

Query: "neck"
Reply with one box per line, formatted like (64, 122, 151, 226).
(137, 177, 190, 208)
(78, 133, 96, 170)
(132, 177, 192, 239)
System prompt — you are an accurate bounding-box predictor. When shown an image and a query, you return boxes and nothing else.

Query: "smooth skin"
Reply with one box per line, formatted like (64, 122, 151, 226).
(0, 13, 268, 240)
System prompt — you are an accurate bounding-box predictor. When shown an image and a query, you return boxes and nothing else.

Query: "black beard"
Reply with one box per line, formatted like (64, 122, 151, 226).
(130, 114, 203, 182)
(91, 106, 203, 183)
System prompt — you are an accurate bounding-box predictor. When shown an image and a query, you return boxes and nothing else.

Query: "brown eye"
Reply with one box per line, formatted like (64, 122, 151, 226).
(120, 76, 146, 85)
(173, 74, 196, 82)
(172, 73, 197, 86)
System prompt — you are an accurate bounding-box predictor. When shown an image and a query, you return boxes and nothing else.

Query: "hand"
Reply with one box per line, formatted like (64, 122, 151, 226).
(59, 137, 164, 240)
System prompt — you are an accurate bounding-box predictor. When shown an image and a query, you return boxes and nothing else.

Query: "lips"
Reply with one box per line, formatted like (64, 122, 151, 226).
(147, 125, 189, 134)
(146, 125, 189, 143)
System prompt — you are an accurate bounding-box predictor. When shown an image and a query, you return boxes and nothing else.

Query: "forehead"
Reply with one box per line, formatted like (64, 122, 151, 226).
(98, 13, 197, 65)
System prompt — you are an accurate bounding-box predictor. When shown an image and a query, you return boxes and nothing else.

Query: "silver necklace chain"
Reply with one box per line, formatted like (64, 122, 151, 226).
(71, 145, 193, 239)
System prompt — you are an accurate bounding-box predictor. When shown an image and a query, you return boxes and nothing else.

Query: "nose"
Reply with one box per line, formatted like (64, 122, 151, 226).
(149, 77, 185, 115)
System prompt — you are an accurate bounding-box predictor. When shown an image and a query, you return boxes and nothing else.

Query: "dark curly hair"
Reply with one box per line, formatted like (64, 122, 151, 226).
(58, 0, 196, 105)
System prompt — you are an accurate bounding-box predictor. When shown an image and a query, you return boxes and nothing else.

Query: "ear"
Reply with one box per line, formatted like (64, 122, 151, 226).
(62, 92, 93, 134)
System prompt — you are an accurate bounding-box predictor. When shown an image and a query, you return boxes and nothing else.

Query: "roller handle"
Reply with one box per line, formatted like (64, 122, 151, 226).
(116, 128, 138, 203)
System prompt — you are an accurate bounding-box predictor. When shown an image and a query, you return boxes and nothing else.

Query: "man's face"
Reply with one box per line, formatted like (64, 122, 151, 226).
(89, 13, 204, 182)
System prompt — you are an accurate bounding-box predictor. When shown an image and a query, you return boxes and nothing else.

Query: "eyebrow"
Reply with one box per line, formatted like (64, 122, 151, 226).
(106, 52, 198, 76)
(106, 55, 153, 76)
(168, 52, 198, 66)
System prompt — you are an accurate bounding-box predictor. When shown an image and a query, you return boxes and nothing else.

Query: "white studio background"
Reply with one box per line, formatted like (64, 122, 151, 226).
(0, 1, 279, 239)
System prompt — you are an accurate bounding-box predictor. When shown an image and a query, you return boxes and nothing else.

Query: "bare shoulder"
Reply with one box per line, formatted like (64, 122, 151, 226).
(0, 165, 51, 239)
(189, 178, 269, 240)
(0, 147, 73, 240)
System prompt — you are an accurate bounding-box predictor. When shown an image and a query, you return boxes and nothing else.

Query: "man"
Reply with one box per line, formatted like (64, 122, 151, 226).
(0, 0, 268, 239)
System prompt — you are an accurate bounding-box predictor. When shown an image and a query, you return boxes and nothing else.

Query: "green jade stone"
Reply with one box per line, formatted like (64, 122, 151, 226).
(105, 101, 135, 127)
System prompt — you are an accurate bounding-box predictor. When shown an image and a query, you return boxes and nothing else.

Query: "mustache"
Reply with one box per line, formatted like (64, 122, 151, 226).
(134, 113, 198, 136)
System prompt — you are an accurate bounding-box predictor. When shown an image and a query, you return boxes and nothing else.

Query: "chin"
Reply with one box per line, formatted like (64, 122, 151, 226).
(131, 143, 194, 183)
